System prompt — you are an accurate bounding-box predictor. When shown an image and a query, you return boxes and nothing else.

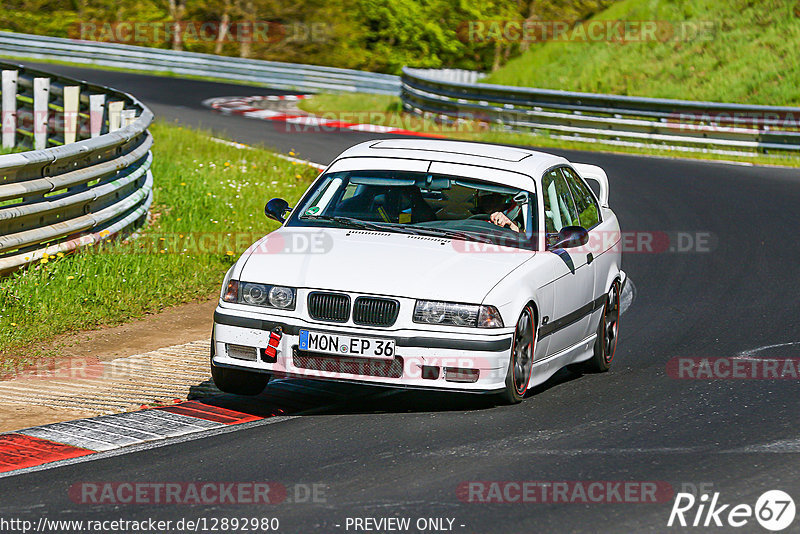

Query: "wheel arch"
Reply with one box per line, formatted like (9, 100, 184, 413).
(523, 299, 539, 330)
(600, 264, 623, 298)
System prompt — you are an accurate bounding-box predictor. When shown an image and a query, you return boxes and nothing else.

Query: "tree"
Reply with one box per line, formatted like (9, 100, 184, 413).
(0, 0, 620, 73)
(166, 0, 186, 50)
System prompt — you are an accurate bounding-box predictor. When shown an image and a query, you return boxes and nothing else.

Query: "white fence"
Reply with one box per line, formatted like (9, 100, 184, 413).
(0, 60, 153, 275)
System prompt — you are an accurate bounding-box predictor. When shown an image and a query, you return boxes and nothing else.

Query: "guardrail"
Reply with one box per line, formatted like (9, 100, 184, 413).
(402, 68, 800, 155)
(407, 69, 483, 85)
(0, 60, 153, 275)
(0, 31, 400, 95)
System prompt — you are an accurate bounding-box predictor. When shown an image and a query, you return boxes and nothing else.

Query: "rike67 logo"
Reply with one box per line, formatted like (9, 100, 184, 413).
(668, 490, 796, 531)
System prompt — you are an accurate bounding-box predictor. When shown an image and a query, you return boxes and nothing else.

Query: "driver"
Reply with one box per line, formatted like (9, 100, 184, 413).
(476, 193, 522, 232)
(490, 211, 519, 232)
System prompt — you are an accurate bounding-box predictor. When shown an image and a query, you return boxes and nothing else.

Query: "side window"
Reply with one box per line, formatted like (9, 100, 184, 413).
(541, 169, 579, 234)
(561, 167, 600, 229)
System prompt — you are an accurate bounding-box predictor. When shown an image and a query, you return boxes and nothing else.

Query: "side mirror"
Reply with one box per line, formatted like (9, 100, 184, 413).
(265, 198, 291, 223)
(548, 225, 589, 250)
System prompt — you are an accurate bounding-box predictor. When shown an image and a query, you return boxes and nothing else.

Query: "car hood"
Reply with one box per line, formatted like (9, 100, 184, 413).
(237, 227, 535, 303)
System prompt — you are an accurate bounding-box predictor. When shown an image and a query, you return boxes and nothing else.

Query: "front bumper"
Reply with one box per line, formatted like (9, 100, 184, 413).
(212, 306, 514, 393)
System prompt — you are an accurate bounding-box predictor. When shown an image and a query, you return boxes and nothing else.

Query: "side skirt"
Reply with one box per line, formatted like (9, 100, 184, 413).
(528, 332, 597, 389)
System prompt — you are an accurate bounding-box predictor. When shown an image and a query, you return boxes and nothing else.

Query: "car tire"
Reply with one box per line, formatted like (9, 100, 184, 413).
(210, 333, 270, 396)
(497, 305, 535, 405)
(580, 280, 621, 373)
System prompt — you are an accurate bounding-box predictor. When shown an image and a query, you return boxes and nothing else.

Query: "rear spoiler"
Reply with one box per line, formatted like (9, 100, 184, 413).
(572, 163, 609, 208)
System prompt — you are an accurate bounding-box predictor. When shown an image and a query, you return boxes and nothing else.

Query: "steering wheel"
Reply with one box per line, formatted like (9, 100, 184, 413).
(468, 213, 491, 221)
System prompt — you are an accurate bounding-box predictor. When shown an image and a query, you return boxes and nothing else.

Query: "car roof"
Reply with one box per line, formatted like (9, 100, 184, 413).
(331, 139, 570, 179)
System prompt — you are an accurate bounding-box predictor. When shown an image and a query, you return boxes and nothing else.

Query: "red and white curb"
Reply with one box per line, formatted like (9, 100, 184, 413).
(202, 95, 442, 138)
(0, 379, 378, 477)
(0, 402, 247, 474)
(204, 94, 311, 119)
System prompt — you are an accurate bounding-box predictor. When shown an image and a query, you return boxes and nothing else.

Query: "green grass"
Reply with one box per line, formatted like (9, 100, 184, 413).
(298, 93, 401, 115)
(0, 121, 319, 370)
(485, 0, 800, 106)
(0, 145, 23, 155)
(297, 93, 800, 167)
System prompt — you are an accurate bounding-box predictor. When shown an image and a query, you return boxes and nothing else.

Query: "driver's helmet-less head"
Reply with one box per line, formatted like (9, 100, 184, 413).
(473, 192, 511, 215)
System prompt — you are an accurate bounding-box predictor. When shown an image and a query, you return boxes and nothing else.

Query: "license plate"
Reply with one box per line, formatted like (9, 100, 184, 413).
(299, 330, 395, 359)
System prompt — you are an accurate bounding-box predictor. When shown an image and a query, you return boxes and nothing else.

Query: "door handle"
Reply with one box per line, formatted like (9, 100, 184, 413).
(586, 252, 594, 264)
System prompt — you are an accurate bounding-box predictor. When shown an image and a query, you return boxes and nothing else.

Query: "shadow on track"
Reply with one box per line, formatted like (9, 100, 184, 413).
(185, 366, 584, 418)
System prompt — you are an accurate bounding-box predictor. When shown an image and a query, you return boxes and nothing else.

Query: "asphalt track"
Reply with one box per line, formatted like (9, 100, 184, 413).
(2, 62, 800, 533)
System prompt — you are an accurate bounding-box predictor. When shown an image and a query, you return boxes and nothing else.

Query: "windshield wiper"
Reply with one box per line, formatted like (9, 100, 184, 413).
(304, 216, 430, 237)
(362, 221, 496, 244)
(366, 222, 423, 236)
(303, 215, 386, 231)
(400, 225, 497, 244)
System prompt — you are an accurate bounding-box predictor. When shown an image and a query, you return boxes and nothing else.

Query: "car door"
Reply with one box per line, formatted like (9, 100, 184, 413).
(538, 167, 596, 356)
(561, 165, 614, 309)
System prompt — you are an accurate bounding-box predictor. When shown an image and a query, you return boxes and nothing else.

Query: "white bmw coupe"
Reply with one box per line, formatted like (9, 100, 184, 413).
(211, 139, 624, 404)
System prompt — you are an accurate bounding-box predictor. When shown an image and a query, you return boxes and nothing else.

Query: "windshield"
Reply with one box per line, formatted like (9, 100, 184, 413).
(286, 170, 537, 249)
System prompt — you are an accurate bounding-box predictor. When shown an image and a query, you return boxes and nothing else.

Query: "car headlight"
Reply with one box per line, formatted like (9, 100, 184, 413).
(222, 280, 296, 310)
(413, 300, 504, 328)
(267, 286, 295, 309)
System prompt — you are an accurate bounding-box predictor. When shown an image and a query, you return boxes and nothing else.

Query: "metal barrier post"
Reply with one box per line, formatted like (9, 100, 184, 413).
(108, 101, 123, 132)
(121, 109, 136, 127)
(63, 85, 80, 145)
(1, 70, 17, 149)
(33, 77, 50, 150)
(89, 94, 106, 138)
